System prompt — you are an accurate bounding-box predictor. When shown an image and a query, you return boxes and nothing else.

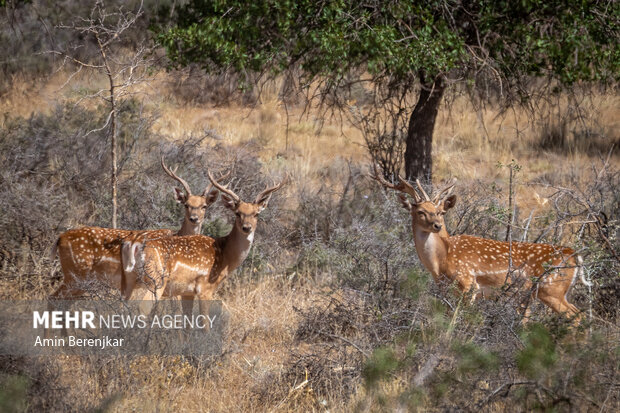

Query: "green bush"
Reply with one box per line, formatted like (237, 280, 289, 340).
(517, 323, 558, 380)
(0, 375, 29, 413)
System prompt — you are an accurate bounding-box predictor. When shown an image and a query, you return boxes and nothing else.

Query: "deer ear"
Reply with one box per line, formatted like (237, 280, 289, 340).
(442, 194, 457, 211)
(205, 190, 219, 205)
(174, 187, 187, 204)
(221, 193, 238, 211)
(397, 194, 413, 211)
(255, 194, 272, 214)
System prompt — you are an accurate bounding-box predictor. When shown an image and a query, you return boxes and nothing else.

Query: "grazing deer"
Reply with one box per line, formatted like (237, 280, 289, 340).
(371, 172, 591, 321)
(121, 173, 286, 314)
(50, 156, 224, 299)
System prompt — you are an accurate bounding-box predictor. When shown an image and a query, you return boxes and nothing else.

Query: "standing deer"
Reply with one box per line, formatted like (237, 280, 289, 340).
(121, 173, 285, 314)
(371, 172, 590, 321)
(50, 156, 224, 299)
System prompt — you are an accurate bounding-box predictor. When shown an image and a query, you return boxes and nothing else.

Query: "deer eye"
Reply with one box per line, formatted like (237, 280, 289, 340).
(235, 212, 241, 218)
(201, 205, 207, 209)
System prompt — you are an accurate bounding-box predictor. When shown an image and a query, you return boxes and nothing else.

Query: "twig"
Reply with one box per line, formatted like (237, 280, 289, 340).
(322, 331, 370, 357)
(477, 380, 534, 408)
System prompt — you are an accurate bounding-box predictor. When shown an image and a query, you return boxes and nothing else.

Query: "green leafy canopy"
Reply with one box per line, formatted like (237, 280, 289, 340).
(156, 0, 619, 87)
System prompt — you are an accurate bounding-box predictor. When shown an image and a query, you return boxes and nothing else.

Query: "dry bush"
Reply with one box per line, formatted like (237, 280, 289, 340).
(534, 100, 620, 156)
(162, 65, 258, 106)
(0, 0, 156, 96)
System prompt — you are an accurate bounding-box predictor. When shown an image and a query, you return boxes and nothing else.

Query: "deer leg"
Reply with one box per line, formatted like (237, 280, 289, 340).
(138, 254, 167, 314)
(47, 281, 86, 337)
(139, 282, 167, 315)
(197, 281, 216, 331)
(197, 299, 214, 332)
(50, 275, 87, 299)
(537, 294, 579, 319)
(181, 294, 194, 318)
(563, 299, 583, 325)
(170, 294, 195, 345)
(537, 266, 583, 324)
(46, 286, 65, 338)
(49, 282, 69, 300)
(469, 279, 482, 304)
(48, 279, 88, 302)
(122, 270, 138, 300)
(455, 275, 477, 303)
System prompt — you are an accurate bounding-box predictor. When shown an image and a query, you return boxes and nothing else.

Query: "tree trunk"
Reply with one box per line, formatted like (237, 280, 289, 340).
(105, 69, 117, 229)
(110, 96, 117, 229)
(97, 32, 118, 229)
(404, 76, 445, 181)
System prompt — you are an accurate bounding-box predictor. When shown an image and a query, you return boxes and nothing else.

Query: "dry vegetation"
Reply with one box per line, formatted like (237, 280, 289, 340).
(0, 19, 619, 411)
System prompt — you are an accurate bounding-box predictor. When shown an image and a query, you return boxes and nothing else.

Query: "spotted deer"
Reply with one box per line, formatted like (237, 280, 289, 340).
(121, 173, 286, 314)
(372, 172, 591, 321)
(50, 156, 226, 299)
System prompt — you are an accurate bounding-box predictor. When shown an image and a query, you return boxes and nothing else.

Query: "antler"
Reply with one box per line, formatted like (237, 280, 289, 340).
(207, 170, 241, 203)
(161, 155, 192, 196)
(254, 178, 286, 204)
(202, 170, 231, 197)
(432, 178, 456, 204)
(415, 179, 431, 202)
(369, 165, 421, 202)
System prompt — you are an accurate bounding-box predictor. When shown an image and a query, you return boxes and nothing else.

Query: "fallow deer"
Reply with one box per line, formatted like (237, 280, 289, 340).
(50, 156, 224, 299)
(372, 171, 591, 321)
(121, 173, 286, 314)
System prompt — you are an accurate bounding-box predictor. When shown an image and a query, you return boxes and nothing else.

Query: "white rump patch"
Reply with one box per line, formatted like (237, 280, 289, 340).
(122, 241, 138, 272)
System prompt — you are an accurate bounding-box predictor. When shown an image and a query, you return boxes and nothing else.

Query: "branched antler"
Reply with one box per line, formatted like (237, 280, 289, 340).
(369, 164, 422, 202)
(255, 178, 287, 204)
(161, 155, 192, 196)
(432, 178, 457, 205)
(203, 170, 231, 197)
(207, 170, 240, 203)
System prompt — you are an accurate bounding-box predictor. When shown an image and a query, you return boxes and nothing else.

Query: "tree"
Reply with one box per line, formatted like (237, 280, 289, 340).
(156, 0, 618, 180)
(54, 0, 153, 227)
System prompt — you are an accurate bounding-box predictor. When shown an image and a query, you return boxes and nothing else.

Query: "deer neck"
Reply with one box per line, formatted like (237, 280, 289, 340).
(412, 225, 449, 278)
(176, 220, 201, 236)
(214, 225, 254, 275)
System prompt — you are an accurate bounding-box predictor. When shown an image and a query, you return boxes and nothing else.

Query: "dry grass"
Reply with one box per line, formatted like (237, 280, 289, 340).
(1, 69, 618, 412)
(108, 277, 323, 412)
(4, 69, 617, 186)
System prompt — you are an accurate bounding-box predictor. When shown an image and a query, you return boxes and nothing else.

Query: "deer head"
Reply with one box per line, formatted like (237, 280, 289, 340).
(371, 167, 456, 234)
(161, 156, 229, 231)
(207, 172, 286, 235)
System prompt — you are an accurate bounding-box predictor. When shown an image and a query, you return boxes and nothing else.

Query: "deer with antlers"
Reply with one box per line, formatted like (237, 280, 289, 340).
(371, 170, 590, 321)
(121, 173, 286, 313)
(50, 156, 226, 299)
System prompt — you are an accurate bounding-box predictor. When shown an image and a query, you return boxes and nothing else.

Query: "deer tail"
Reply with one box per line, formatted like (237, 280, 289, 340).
(122, 240, 140, 273)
